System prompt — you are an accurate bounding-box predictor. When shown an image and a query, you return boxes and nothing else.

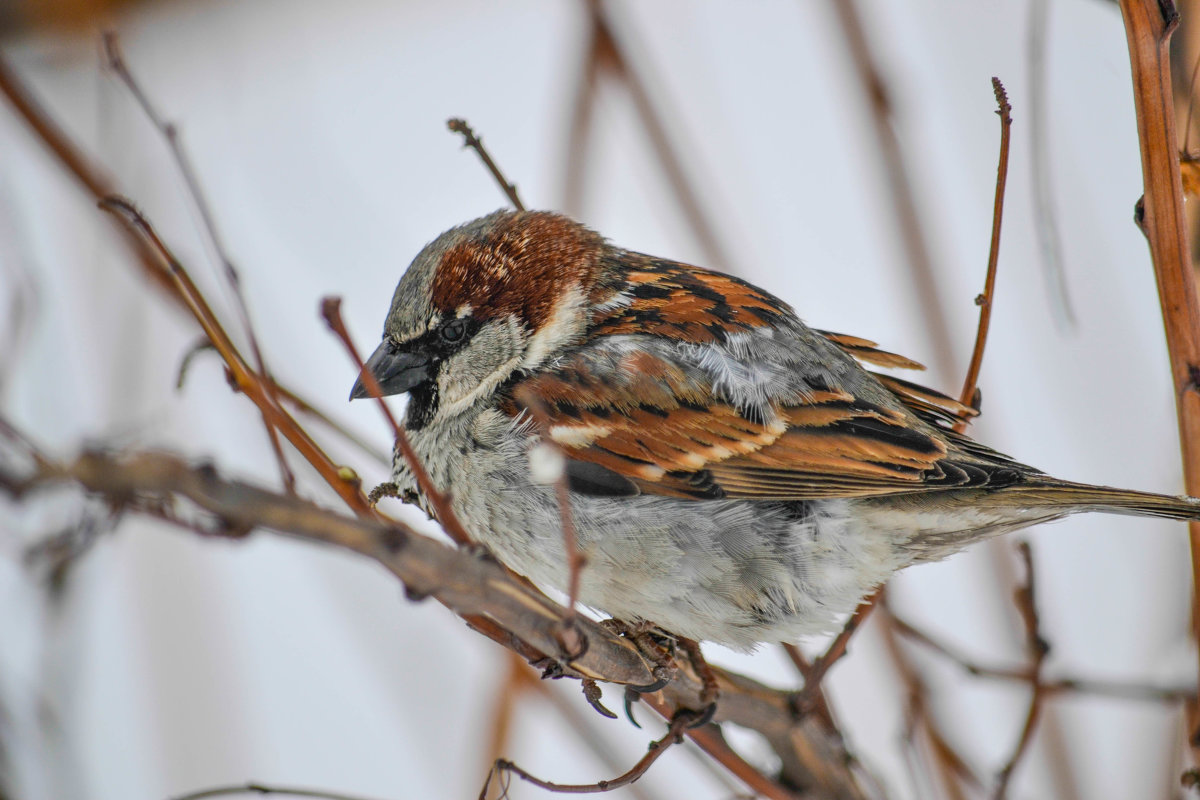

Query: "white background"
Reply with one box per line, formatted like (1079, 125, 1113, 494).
(0, 1, 1194, 798)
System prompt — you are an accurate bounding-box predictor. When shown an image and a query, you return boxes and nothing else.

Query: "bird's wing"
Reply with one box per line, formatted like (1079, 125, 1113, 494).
(502, 335, 1023, 501)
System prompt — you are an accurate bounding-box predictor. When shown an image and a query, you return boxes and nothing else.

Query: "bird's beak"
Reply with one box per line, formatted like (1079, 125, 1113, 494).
(349, 342, 433, 400)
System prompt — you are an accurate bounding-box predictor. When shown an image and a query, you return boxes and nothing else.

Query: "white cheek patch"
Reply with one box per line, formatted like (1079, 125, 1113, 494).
(522, 283, 587, 370)
(434, 315, 525, 419)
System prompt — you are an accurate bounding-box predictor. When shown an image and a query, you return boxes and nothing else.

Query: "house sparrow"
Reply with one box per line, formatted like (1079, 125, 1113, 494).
(351, 209, 1200, 651)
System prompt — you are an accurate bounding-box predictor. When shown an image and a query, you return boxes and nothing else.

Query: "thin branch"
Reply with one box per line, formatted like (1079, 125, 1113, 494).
(877, 599, 978, 800)
(103, 31, 296, 493)
(0, 55, 373, 518)
(480, 709, 696, 797)
(320, 297, 471, 547)
(790, 588, 880, 720)
(956, 78, 1013, 427)
(169, 782, 383, 800)
(993, 542, 1050, 799)
(1026, 0, 1077, 328)
(580, 1, 737, 274)
(1117, 0, 1200, 749)
(447, 118, 525, 211)
(891, 613, 1193, 704)
(514, 386, 586, 630)
(98, 198, 376, 517)
(828, 0, 957, 378)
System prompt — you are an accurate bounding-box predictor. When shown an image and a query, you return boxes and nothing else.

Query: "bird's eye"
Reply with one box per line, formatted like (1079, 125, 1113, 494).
(440, 318, 467, 343)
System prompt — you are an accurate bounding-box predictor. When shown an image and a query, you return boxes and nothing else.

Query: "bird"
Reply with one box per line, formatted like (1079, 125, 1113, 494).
(350, 209, 1200, 652)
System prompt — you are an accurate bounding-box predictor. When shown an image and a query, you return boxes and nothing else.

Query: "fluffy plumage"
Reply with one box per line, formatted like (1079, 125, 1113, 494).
(351, 210, 1200, 650)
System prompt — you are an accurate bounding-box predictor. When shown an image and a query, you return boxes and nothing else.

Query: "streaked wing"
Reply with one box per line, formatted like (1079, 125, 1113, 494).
(502, 340, 1021, 501)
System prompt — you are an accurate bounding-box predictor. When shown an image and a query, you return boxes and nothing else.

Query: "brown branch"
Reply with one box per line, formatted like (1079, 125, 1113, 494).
(169, 782, 383, 800)
(993, 542, 1049, 799)
(580, 1, 736, 274)
(320, 298, 472, 546)
(891, 613, 1193, 704)
(1118, 0, 1200, 747)
(828, 0, 957, 377)
(97, 198, 375, 517)
(513, 386, 586, 628)
(447, 118, 526, 212)
(0, 55, 373, 519)
(789, 588, 880, 721)
(877, 600, 977, 800)
(956, 78, 1013, 427)
(103, 31, 296, 493)
(481, 708, 696, 797)
(4, 446, 864, 800)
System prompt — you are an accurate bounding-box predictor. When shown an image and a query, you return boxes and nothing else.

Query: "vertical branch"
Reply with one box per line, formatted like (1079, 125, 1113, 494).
(956, 78, 1013, 427)
(828, 0, 957, 378)
(1118, 0, 1200, 731)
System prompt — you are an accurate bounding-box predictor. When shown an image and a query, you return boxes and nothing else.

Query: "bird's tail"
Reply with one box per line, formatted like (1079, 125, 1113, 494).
(993, 480, 1200, 522)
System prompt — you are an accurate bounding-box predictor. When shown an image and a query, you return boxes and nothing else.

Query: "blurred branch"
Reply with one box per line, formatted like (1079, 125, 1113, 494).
(0, 52, 373, 517)
(1026, 0, 1077, 328)
(102, 30, 295, 492)
(564, 1, 736, 274)
(828, 0, 956, 377)
(1118, 0, 1200, 750)
(992, 543, 1049, 799)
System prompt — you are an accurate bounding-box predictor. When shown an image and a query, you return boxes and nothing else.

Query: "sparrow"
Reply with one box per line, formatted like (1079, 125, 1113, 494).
(350, 209, 1200, 651)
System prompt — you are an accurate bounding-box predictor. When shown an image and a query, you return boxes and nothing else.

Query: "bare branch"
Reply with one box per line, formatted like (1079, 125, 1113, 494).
(956, 78, 1014, 427)
(993, 542, 1050, 799)
(447, 118, 526, 211)
(103, 31, 296, 493)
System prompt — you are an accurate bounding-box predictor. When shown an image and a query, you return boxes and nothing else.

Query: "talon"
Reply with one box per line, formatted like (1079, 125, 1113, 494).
(623, 687, 642, 728)
(686, 702, 717, 729)
(625, 664, 672, 695)
(581, 678, 617, 719)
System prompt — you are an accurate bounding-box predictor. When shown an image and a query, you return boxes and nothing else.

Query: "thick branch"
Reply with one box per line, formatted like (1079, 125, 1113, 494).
(4, 448, 864, 800)
(1118, 0, 1200, 723)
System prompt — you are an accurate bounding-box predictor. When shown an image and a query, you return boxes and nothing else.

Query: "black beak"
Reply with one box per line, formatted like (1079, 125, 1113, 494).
(349, 341, 433, 400)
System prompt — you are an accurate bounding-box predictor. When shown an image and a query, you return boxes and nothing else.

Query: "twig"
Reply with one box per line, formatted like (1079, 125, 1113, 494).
(0, 54, 372, 517)
(790, 588, 880, 719)
(574, 1, 737, 274)
(269, 383, 391, 467)
(1117, 0, 1200, 748)
(956, 78, 1013, 428)
(447, 118, 525, 211)
(319, 297, 471, 547)
(10, 445, 855, 798)
(98, 198, 375, 518)
(993, 542, 1050, 799)
(513, 386, 586, 629)
(828, 0, 957, 377)
(891, 614, 1193, 704)
(480, 709, 696, 797)
(103, 31, 296, 493)
(169, 782, 382, 800)
(877, 599, 977, 800)
(1026, 0, 1077, 328)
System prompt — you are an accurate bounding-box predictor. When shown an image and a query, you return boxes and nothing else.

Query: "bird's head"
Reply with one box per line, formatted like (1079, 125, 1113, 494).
(350, 210, 611, 429)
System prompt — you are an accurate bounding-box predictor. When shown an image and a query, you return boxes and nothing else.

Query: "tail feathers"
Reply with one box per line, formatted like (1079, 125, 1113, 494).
(997, 480, 1200, 522)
